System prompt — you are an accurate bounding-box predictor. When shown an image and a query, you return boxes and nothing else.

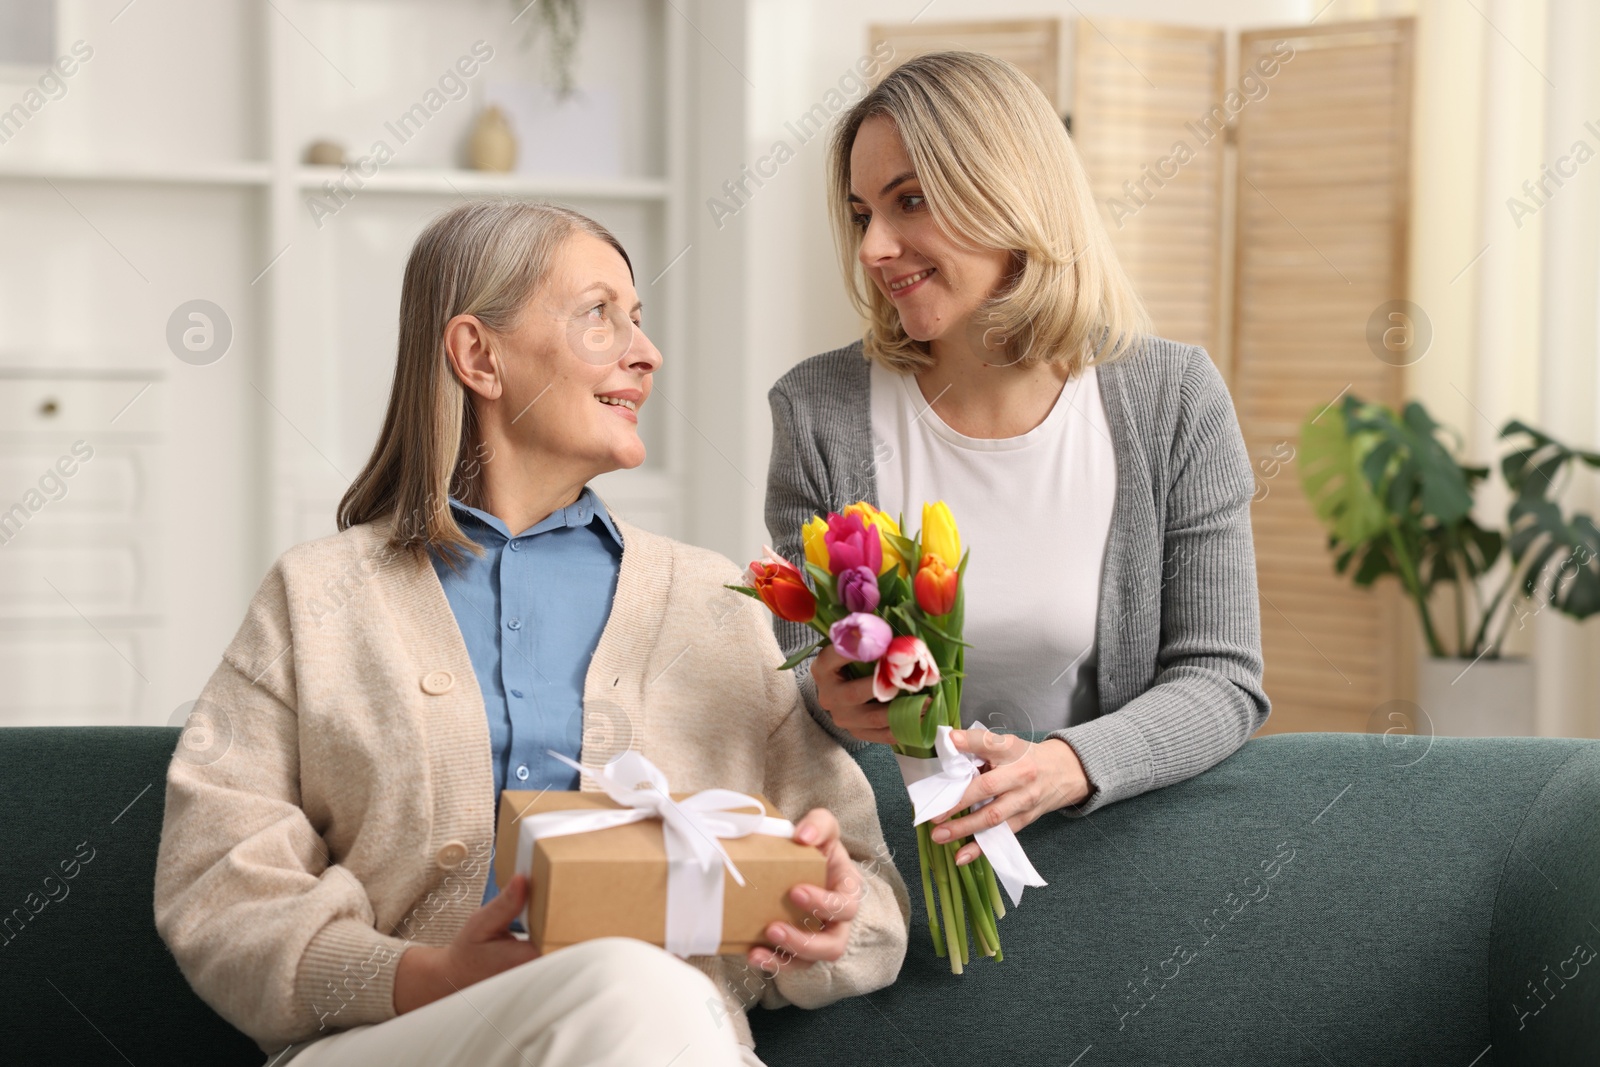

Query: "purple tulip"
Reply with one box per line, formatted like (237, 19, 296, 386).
(836, 565, 881, 614)
(830, 612, 893, 663)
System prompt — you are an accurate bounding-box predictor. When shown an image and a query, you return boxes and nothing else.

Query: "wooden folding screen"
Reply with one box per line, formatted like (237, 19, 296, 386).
(867, 19, 1061, 110)
(1072, 19, 1227, 362)
(1231, 20, 1414, 732)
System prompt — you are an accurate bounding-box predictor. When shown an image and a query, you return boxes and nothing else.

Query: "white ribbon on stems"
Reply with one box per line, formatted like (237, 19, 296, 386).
(894, 722, 1048, 907)
(514, 749, 797, 958)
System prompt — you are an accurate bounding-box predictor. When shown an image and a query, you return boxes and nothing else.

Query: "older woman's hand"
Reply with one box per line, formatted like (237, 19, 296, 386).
(393, 873, 541, 1014)
(747, 808, 865, 974)
(811, 644, 901, 745)
(928, 732, 1094, 866)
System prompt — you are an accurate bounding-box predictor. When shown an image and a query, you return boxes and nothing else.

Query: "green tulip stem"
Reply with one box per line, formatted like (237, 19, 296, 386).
(978, 852, 1007, 921)
(972, 855, 1004, 959)
(941, 841, 970, 967)
(914, 821, 946, 958)
(930, 835, 963, 974)
(956, 858, 998, 957)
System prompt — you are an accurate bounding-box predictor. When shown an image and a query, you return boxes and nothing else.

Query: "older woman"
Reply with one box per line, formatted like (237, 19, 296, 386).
(155, 200, 908, 1067)
(767, 52, 1269, 864)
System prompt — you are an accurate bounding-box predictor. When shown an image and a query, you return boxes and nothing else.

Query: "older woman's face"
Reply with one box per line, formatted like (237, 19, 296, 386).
(848, 115, 1013, 347)
(497, 232, 661, 474)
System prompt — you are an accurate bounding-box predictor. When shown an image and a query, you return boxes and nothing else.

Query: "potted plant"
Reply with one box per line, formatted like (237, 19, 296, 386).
(1299, 395, 1600, 736)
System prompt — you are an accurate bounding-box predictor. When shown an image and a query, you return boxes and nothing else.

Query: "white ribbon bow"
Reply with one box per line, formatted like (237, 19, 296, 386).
(894, 722, 1048, 907)
(514, 750, 796, 958)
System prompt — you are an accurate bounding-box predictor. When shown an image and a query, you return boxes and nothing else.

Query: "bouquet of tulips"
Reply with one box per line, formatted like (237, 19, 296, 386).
(731, 501, 1013, 972)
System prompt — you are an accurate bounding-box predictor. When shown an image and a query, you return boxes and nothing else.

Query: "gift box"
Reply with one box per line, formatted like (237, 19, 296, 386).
(493, 787, 827, 956)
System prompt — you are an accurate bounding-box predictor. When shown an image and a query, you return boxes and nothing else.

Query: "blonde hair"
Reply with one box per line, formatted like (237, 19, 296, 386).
(828, 50, 1150, 373)
(337, 199, 632, 564)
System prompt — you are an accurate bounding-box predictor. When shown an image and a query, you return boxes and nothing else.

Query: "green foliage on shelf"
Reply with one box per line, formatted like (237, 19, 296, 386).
(511, 0, 584, 100)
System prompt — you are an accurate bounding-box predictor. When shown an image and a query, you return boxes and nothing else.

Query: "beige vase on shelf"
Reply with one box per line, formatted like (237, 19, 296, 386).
(468, 106, 517, 172)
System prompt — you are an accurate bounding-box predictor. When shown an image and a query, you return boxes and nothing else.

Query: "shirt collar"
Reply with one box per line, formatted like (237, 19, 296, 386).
(447, 486, 623, 548)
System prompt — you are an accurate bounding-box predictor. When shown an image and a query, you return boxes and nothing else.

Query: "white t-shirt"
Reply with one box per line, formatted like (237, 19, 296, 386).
(870, 360, 1117, 735)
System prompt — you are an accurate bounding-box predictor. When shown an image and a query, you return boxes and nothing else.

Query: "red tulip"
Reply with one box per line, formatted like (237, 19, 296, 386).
(746, 554, 816, 623)
(914, 553, 959, 616)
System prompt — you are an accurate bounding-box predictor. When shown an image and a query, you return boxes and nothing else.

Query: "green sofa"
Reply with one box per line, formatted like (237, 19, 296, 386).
(1, 727, 1595, 1065)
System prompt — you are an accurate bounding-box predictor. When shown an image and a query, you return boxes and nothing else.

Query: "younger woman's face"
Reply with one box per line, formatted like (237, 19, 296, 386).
(847, 115, 1013, 347)
(496, 232, 662, 475)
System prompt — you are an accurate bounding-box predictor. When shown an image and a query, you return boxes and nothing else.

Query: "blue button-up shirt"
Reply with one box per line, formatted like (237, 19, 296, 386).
(429, 487, 622, 908)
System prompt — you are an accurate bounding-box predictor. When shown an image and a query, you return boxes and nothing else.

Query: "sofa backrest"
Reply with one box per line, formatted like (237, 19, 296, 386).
(752, 732, 1600, 1067)
(0, 727, 260, 1065)
(2, 728, 1595, 1067)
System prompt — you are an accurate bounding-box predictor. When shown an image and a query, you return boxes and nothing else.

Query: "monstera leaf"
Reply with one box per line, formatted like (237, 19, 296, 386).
(1349, 400, 1475, 525)
(1300, 401, 1387, 549)
(1501, 421, 1600, 620)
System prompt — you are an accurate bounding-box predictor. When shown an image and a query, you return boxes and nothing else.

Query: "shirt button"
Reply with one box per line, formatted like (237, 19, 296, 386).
(507, 618, 521, 631)
(508, 540, 521, 552)
(515, 765, 530, 781)
(435, 841, 468, 868)
(420, 670, 454, 695)
(510, 689, 523, 698)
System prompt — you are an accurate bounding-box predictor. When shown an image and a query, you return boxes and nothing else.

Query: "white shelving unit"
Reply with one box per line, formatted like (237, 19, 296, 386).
(0, 0, 693, 726)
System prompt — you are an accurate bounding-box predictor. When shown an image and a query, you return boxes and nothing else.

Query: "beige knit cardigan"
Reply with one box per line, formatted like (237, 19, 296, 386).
(152, 513, 911, 1057)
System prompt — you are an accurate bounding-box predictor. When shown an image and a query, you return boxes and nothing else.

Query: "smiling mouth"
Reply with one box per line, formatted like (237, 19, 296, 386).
(597, 396, 638, 411)
(888, 268, 936, 292)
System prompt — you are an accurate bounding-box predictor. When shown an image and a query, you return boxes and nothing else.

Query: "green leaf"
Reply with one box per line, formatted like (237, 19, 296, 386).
(884, 530, 919, 570)
(724, 583, 762, 600)
(888, 691, 937, 749)
(915, 611, 973, 648)
(1351, 542, 1395, 586)
(776, 640, 824, 671)
(1300, 404, 1387, 546)
(802, 561, 836, 601)
(1508, 497, 1600, 620)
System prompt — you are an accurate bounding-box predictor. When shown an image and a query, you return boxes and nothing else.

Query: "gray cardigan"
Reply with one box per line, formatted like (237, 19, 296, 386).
(764, 337, 1269, 815)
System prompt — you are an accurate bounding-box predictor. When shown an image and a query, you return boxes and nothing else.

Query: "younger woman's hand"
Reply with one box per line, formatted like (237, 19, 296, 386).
(928, 733, 1093, 865)
(393, 872, 541, 1014)
(747, 808, 864, 974)
(811, 644, 899, 745)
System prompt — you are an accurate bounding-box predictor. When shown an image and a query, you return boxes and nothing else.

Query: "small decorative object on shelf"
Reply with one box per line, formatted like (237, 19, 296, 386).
(303, 139, 346, 167)
(467, 105, 517, 172)
(508, 0, 583, 100)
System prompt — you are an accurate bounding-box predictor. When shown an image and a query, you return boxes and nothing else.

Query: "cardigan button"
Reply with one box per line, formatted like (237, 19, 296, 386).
(420, 670, 454, 696)
(435, 841, 468, 869)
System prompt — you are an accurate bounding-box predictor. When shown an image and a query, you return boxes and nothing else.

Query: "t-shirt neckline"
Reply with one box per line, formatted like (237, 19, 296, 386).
(889, 362, 1092, 453)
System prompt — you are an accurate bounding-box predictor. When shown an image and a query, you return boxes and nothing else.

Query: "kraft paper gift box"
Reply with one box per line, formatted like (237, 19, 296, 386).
(493, 789, 828, 956)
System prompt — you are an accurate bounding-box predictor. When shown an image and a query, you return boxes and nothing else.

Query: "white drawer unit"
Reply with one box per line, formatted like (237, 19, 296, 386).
(0, 373, 165, 725)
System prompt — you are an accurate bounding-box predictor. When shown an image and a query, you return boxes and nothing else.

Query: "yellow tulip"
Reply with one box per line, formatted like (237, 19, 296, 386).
(843, 501, 904, 576)
(921, 501, 961, 569)
(802, 515, 831, 573)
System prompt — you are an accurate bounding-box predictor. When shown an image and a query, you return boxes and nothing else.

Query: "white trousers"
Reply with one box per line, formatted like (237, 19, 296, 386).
(279, 938, 763, 1067)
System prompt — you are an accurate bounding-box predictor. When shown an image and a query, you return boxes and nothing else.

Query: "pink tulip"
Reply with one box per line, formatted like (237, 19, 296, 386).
(824, 511, 883, 576)
(830, 612, 893, 663)
(872, 635, 941, 702)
